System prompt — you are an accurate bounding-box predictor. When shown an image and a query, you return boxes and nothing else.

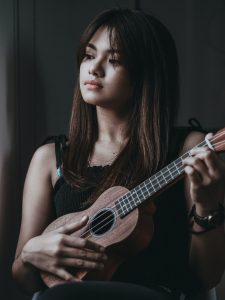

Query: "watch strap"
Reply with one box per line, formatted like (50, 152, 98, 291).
(191, 203, 225, 230)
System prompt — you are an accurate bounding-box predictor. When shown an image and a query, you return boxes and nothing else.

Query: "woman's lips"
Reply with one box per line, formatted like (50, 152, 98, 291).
(84, 80, 103, 89)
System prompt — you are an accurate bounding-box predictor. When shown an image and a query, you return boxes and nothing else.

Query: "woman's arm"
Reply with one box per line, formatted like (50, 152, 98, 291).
(12, 143, 58, 293)
(182, 131, 225, 289)
(12, 143, 107, 295)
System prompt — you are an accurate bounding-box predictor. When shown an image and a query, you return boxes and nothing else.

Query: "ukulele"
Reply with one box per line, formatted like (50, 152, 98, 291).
(41, 128, 225, 287)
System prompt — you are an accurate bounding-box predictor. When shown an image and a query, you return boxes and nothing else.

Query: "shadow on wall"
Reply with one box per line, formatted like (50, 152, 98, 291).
(18, 47, 47, 182)
(0, 48, 25, 299)
(0, 46, 46, 300)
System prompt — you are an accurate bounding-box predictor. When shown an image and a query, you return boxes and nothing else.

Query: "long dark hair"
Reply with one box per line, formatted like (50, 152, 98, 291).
(63, 8, 179, 202)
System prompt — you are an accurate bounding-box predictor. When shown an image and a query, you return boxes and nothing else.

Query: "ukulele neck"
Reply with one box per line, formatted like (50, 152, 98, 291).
(115, 138, 210, 217)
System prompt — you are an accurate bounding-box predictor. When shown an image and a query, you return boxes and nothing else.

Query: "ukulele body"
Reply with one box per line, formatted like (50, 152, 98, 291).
(41, 186, 155, 287)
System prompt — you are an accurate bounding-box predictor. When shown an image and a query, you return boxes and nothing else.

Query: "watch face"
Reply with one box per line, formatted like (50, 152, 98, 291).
(194, 205, 225, 229)
(207, 214, 216, 225)
(208, 213, 224, 226)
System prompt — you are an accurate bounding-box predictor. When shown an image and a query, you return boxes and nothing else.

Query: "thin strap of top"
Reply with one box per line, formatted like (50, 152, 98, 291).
(54, 135, 67, 176)
(188, 117, 207, 133)
(42, 134, 68, 177)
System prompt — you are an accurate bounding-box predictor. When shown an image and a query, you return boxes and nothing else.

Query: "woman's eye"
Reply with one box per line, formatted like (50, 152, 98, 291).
(109, 59, 120, 65)
(83, 54, 94, 60)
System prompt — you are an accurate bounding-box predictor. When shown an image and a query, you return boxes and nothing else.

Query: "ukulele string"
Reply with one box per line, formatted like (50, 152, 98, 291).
(210, 129, 225, 138)
(80, 133, 225, 240)
(211, 140, 225, 148)
(209, 130, 225, 144)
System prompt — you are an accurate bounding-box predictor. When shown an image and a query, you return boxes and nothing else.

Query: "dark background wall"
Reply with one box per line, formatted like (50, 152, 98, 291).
(0, 0, 224, 299)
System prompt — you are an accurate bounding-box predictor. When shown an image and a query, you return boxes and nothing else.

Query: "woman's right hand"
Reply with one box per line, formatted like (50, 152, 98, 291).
(21, 216, 107, 281)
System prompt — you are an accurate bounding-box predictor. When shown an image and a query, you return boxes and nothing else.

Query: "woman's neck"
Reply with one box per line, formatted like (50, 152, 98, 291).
(96, 106, 130, 143)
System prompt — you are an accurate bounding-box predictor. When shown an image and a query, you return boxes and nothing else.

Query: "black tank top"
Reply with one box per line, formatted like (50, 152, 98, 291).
(44, 124, 205, 296)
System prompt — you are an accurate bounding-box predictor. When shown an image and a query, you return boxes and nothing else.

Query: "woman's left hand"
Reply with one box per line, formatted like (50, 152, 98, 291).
(183, 133, 225, 213)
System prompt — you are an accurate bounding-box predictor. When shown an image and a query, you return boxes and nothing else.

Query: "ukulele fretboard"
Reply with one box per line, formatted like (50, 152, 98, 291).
(115, 139, 208, 217)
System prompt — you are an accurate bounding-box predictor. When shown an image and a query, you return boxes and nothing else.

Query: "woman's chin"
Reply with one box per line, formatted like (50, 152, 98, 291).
(83, 98, 112, 107)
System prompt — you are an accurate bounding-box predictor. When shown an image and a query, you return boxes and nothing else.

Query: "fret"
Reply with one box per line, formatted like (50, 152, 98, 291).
(143, 181, 151, 197)
(176, 157, 183, 167)
(144, 179, 154, 196)
(181, 151, 191, 160)
(122, 196, 130, 213)
(120, 199, 125, 212)
(160, 170, 168, 183)
(157, 171, 167, 185)
(198, 140, 207, 148)
(173, 161, 181, 174)
(125, 194, 133, 210)
(135, 186, 148, 204)
(121, 192, 137, 214)
(120, 198, 126, 210)
(135, 187, 142, 200)
(166, 166, 173, 179)
(133, 188, 143, 204)
(173, 159, 183, 175)
(117, 199, 125, 216)
(118, 190, 139, 217)
(143, 181, 155, 198)
(155, 175, 162, 188)
(151, 175, 160, 190)
(178, 157, 184, 168)
(137, 181, 150, 198)
(162, 167, 170, 182)
(165, 168, 177, 184)
(138, 186, 146, 201)
(115, 199, 124, 216)
(149, 178, 156, 192)
(128, 193, 136, 209)
(170, 164, 177, 174)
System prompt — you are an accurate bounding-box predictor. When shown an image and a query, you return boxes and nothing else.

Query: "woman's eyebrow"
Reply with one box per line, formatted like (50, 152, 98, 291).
(86, 43, 119, 54)
(86, 43, 96, 51)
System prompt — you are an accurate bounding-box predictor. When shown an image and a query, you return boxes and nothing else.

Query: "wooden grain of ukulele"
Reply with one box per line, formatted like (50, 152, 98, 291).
(41, 128, 225, 287)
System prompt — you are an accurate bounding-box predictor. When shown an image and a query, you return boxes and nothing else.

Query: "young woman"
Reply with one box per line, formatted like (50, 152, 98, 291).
(12, 8, 225, 300)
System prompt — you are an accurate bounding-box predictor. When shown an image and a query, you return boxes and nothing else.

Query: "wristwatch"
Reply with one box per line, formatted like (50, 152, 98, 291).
(192, 203, 225, 229)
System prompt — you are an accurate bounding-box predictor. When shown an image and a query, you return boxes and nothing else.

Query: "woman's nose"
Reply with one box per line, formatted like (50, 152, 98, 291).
(89, 60, 105, 77)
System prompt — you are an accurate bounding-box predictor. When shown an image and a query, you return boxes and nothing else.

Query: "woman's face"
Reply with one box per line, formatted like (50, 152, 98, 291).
(79, 27, 132, 111)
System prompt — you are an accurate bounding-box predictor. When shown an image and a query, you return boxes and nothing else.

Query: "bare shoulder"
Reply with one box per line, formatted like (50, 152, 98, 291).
(32, 143, 55, 165)
(29, 143, 56, 181)
(180, 130, 205, 155)
(24, 142, 56, 203)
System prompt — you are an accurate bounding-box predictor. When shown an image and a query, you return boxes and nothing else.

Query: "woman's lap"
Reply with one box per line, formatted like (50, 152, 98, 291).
(35, 281, 178, 300)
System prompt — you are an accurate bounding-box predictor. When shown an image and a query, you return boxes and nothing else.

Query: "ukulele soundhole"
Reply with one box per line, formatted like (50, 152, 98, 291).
(90, 208, 115, 236)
